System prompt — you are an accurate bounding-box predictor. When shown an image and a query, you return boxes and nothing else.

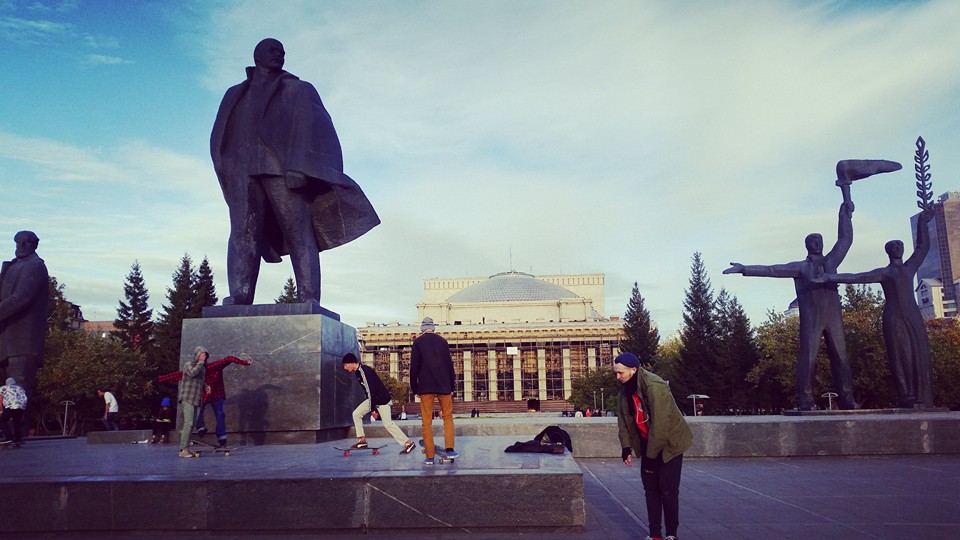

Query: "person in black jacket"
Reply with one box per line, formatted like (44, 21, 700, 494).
(410, 317, 457, 464)
(342, 354, 415, 454)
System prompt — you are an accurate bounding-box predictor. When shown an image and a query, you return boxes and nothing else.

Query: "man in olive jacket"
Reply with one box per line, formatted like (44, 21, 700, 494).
(614, 352, 692, 540)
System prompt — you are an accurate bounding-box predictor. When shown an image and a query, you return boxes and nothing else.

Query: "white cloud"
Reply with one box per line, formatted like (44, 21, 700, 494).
(84, 53, 130, 65)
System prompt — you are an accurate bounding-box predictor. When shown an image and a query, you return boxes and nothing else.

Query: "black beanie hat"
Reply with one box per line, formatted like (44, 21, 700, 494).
(614, 352, 641, 368)
(342, 353, 359, 365)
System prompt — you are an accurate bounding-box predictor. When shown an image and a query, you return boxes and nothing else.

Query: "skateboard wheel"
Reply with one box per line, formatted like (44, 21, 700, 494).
(344, 451, 350, 457)
(224, 451, 230, 457)
(372, 449, 380, 455)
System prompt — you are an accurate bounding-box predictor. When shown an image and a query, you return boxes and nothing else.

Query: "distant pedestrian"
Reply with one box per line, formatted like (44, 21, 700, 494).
(98, 388, 119, 430)
(0, 377, 27, 444)
(410, 317, 457, 465)
(177, 346, 210, 458)
(151, 397, 174, 444)
(614, 352, 692, 540)
(342, 353, 416, 454)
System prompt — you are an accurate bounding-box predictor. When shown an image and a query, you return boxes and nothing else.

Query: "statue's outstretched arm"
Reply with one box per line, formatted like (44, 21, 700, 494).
(724, 261, 800, 278)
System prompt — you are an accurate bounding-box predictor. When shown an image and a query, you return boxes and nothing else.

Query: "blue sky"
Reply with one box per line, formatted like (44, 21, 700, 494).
(2, 0, 960, 337)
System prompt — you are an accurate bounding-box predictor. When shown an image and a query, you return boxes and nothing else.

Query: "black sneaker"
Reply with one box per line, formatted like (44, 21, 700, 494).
(351, 440, 368, 449)
(218, 439, 227, 448)
(401, 441, 416, 454)
(195, 427, 208, 436)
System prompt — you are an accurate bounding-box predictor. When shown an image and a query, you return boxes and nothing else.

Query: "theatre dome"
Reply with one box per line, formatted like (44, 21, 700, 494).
(446, 271, 580, 303)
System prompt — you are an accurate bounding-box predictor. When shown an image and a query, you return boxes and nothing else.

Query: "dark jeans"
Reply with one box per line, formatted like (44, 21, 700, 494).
(195, 399, 227, 440)
(641, 452, 683, 538)
(0, 408, 25, 442)
(102, 412, 119, 431)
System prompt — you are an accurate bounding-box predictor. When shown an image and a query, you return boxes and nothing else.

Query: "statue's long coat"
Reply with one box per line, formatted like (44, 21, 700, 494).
(0, 253, 49, 362)
(210, 67, 379, 262)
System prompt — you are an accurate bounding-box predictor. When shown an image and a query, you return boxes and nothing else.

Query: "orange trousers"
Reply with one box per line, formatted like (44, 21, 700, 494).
(419, 393, 454, 458)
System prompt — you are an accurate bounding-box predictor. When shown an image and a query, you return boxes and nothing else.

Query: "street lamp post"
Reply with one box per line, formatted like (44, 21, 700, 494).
(60, 400, 75, 436)
(821, 392, 838, 410)
(687, 394, 710, 416)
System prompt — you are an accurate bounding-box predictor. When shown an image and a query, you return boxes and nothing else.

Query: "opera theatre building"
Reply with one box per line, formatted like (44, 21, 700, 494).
(358, 271, 626, 413)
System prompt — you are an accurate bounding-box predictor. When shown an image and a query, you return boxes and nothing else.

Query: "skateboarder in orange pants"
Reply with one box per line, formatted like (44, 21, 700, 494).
(342, 354, 416, 455)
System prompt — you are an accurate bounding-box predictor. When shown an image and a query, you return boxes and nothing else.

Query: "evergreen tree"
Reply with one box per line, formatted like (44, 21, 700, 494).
(620, 282, 660, 365)
(276, 277, 299, 303)
(676, 252, 721, 410)
(715, 289, 760, 411)
(191, 256, 218, 317)
(114, 261, 154, 353)
(154, 254, 196, 375)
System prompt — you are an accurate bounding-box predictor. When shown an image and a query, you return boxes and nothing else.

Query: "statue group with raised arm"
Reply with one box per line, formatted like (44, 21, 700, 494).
(724, 159, 936, 410)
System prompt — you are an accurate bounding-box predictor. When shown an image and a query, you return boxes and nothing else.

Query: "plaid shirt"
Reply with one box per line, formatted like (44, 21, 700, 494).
(157, 356, 251, 403)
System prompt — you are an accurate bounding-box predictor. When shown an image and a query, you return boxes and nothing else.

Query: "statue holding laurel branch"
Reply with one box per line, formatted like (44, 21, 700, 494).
(725, 159, 901, 410)
(814, 137, 935, 407)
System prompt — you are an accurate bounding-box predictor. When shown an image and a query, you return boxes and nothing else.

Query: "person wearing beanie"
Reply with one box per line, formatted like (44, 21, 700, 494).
(410, 317, 457, 464)
(151, 397, 174, 444)
(0, 376, 28, 445)
(614, 352, 692, 540)
(341, 353, 416, 454)
(175, 346, 210, 457)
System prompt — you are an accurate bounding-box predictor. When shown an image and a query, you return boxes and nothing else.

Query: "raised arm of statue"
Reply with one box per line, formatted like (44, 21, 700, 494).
(826, 202, 853, 266)
(906, 208, 934, 271)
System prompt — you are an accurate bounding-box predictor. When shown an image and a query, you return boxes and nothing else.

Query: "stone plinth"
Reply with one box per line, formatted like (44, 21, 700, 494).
(6, 436, 583, 533)
(180, 310, 363, 443)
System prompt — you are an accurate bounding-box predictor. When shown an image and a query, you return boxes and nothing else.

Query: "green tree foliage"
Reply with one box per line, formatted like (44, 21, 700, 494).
(652, 335, 682, 383)
(620, 282, 659, 365)
(715, 289, 760, 411)
(926, 318, 960, 407)
(676, 252, 721, 403)
(276, 277, 299, 303)
(154, 254, 196, 376)
(191, 256, 219, 317)
(841, 285, 894, 408)
(748, 310, 800, 411)
(39, 328, 156, 434)
(569, 367, 619, 412)
(382, 373, 410, 409)
(113, 261, 153, 353)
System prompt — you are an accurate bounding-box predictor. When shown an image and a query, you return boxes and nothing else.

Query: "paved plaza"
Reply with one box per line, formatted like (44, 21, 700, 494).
(2, 436, 957, 539)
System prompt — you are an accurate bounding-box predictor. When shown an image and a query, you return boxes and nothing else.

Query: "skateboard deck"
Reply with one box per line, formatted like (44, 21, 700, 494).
(333, 445, 387, 457)
(190, 439, 238, 457)
(418, 439, 456, 464)
(0, 440, 22, 449)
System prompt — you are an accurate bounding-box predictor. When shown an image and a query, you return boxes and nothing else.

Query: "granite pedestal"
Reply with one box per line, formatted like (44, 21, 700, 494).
(3, 435, 584, 534)
(180, 304, 364, 444)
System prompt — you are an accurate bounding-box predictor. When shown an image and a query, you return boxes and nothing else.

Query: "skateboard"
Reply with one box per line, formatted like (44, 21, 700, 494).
(190, 439, 238, 457)
(0, 440, 22, 449)
(418, 439, 456, 464)
(333, 445, 387, 457)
